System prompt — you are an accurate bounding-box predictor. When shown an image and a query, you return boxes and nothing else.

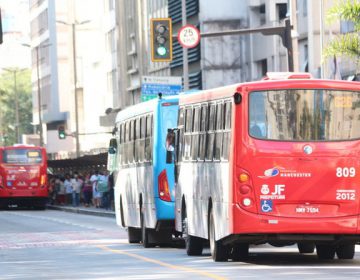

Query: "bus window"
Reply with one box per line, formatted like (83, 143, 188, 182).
(249, 89, 360, 141)
(145, 114, 152, 161)
(183, 107, 192, 161)
(135, 119, 140, 162)
(166, 129, 176, 164)
(3, 149, 42, 164)
(129, 120, 135, 163)
(139, 116, 146, 162)
(125, 121, 130, 164)
(222, 101, 232, 160)
(177, 108, 185, 162)
(191, 106, 200, 161)
(199, 104, 208, 161)
(206, 103, 216, 161)
(214, 103, 223, 160)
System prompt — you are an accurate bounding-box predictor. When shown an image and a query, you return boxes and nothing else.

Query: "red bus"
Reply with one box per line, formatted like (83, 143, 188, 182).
(172, 73, 360, 261)
(0, 144, 48, 209)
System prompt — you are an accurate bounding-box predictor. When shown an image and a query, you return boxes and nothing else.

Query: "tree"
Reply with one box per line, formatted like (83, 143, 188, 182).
(0, 68, 32, 145)
(323, 0, 360, 65)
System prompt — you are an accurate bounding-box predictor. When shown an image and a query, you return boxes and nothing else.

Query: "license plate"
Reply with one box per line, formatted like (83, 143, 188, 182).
(295, 205, 319, 214)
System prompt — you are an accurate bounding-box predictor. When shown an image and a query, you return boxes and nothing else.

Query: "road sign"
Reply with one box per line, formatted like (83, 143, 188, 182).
(141, 76, 182, 102)
(177, 24, 200, 48)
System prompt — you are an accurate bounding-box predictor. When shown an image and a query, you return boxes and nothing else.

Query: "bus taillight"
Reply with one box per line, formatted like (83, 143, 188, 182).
(158, 169, 171, 202)
(40, 174, 46, 187)
(236, 170, 257, 213)
(0, 175, 3, 189)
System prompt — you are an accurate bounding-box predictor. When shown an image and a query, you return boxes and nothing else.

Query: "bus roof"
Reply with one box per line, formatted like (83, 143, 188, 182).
(3, 144, 44, 149)
(115, 95, 179, 123)
(179, 76, 360, 105)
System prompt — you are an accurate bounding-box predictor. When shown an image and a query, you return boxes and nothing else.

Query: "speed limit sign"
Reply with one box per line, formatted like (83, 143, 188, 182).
(177, 24, 200, 48)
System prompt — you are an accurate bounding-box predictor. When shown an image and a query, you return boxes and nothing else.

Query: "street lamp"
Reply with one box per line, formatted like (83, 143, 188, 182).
(22, 43, 51, 147)
(2, 68, 26, 144)
(57, 20, 90, 158)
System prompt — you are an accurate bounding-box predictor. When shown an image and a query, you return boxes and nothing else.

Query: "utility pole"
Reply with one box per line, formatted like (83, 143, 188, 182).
(3, 68, 22, 143)
(22, 43, 50, 147)
(290, 0, 300, 72)
(72, 22, 80, 158)
(13, 71, 20, 143)
(57, 20, 89, 158)
(36, 46, 43, 147)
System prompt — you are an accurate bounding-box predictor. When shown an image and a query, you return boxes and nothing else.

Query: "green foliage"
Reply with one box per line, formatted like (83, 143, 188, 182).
(0, 68, 32, 146)
(324, 0, 360, 63)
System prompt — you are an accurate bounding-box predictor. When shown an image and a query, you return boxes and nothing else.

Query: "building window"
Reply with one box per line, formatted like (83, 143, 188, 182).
(107, 69, 117, 94)
(260, 4, 266, 25)
(303, 0, 308, 17)
(106, 28, 117, 55)
(277, 3, 287, 21)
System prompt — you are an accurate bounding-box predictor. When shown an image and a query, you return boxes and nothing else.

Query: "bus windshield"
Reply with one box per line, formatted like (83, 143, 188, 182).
(249, 89, 360, 141)
(2, 149, 43, 164)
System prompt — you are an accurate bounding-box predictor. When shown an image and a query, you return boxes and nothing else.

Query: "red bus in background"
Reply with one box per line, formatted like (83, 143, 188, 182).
(0, 145, 48, 209)
(173, 72, 360, 261)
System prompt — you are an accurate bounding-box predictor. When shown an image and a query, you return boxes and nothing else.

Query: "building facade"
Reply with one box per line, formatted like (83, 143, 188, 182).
(29, 0, 114, 159)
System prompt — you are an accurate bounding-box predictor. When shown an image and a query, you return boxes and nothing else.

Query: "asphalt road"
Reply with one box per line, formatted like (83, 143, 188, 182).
(1, 209, 360, 279)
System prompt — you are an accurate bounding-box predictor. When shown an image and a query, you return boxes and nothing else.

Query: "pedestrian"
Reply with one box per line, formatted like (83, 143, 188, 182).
(82, 173, 93, 207)
(64, 173, 73, 205)
(108, 172, 115, 211)
(48, 176, 56, 205)
(90, 170, 101, 208)
(56, 177, 65, 205)
(71, 171, 83, 207)
(98, 170, 110, 210)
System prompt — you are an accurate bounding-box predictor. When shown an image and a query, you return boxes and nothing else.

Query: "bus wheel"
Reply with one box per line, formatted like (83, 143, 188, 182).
(316, 244, 336, 260)
(127, 227, 141, 244)
(297, 242, 315, 254)
(336, 244, 355, 259)
(209, 210, 229, 262)
(182, 213, 203, 256)
(231, 243, 249, 261)
(141, 213, 153, 248)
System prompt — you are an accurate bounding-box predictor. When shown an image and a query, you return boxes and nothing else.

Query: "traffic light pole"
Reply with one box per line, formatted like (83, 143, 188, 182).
(172, 19, 294, 72)
(197, 19, 294, 72)
(181, 0, 189, 91)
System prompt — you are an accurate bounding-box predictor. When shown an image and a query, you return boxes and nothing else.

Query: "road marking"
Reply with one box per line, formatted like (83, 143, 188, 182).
(96, 245, 227, 280)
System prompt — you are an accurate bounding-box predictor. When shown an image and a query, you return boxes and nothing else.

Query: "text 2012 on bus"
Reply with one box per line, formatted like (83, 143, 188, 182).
(0, 144, 48, 209)
(108, 95, 179, 247)
(169, 72, 360, 261)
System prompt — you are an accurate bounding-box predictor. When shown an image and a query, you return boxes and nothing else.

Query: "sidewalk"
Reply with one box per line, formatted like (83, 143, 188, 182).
(47, 204, 115, 218)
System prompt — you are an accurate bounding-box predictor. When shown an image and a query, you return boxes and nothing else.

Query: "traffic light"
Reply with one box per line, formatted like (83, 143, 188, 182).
(58, 125, 66, 139)
(150, 18, 172, 62)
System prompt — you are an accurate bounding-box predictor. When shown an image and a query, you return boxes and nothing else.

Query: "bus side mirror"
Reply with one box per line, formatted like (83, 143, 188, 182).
(165, 128, 176, 164)
(108, 138, 117, 155)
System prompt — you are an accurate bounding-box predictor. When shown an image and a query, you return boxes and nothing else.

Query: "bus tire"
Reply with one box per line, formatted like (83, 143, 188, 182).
(231, 243, 249, 261)
(182, 213, 203, 256)
(141, 213, 153, 248)
(316, 244, 336, 260)
(336, 244, 355, 259)
(297, 242, 315, 254)
(209, 210, 229, 262)
(127, 227, 141, 244)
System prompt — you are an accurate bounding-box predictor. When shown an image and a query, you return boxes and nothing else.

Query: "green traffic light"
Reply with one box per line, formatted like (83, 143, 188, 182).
(156, 46, 167, 56)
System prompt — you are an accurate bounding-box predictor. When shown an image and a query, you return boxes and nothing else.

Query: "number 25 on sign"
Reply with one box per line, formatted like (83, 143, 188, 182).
(177, 24, 200, 48)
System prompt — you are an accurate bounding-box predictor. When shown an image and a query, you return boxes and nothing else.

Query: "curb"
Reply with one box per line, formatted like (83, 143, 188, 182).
(47, 205, 115, 218)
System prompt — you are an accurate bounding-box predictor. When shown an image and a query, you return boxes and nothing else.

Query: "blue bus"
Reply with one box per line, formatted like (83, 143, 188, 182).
(107, 95, 178, 247)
